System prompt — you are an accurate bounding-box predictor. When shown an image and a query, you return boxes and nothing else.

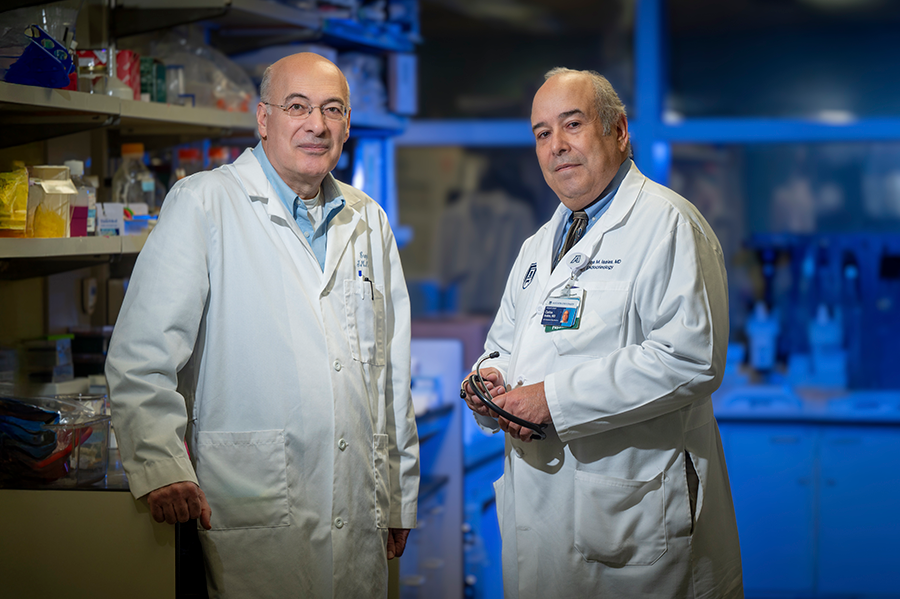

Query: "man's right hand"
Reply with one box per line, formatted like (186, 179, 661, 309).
(146, 481, 212, 530)
(460, 367, 507, 419)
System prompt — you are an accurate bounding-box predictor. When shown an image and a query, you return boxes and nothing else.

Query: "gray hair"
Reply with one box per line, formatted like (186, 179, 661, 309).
(544, 67, 626, 136)
(260, 64, 274, 105)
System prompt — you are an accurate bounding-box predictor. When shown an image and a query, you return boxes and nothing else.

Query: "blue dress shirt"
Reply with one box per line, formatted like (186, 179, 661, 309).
(253, 142, 345, 270)
(553, 158, 633, 265)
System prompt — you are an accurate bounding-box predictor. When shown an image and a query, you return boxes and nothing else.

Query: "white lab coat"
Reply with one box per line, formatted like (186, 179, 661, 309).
(106, 149, 419, 598)
(474, 163, 743, 598)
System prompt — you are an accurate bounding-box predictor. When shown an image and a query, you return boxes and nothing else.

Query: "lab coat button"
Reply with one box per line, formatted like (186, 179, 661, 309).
(338, 438, 348, 451)
(514, 446, 524, 458)
(334, 517, 344, 529)
(333, 360, 342, 371)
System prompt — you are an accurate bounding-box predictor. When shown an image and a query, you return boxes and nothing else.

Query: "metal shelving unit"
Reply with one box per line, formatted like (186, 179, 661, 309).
(0, 81, 257, 149)
(112, 0, 414, 56)
(398, 0, 900, 186)
(1, 0, 417, 269)
(0, 234, 148, 280)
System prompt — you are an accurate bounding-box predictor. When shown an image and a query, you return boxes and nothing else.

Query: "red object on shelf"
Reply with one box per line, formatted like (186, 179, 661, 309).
(116, 49, 141, 100)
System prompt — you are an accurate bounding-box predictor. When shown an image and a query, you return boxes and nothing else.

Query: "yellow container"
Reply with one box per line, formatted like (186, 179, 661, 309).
(29, 166, 77, 238)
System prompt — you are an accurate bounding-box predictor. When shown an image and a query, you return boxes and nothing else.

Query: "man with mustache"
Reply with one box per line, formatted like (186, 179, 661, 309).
(107, 53, 419, 598)
(460, 67, 743, 598)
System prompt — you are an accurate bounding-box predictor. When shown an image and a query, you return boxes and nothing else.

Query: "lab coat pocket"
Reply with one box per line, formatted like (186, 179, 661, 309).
(550, 281, 630, 357)
(373, 433, 390, 529)
(195, 429, 290, 530)
(573, 470, 667, 566)
(344, 279, 386, 366)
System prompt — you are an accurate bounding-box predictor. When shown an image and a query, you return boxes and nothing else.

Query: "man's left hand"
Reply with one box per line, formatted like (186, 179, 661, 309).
(492, 382, 552, 443)
(387, 528, 410, 560)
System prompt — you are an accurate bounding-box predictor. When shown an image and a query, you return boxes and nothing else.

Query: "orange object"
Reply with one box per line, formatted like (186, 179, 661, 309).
(121, 143, 144, 158)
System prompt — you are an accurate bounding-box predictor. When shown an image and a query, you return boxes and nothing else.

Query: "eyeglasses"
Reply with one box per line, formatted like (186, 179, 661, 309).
(263, 101, 348, 121)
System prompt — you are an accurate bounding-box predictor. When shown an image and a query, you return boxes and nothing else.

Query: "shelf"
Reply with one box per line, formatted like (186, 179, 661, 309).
(113, 0, 318, 38)
(0, 83, 120, 148)
(656, 117, 900, 144)
(320, 18, 416, 53)
(112, 0, 415, 56)
(0, 0, 51, 12)
(0, 82, 411, 149)
(397, 116, 900, 148)
(350, 111, 407, 133)
(0, 235, 148, 280)
(0, 81, 257, 149)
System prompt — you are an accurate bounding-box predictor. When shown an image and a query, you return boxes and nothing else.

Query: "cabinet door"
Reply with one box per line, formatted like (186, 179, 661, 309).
(719, 422, 817, 596)
(818, 426, 900, 595)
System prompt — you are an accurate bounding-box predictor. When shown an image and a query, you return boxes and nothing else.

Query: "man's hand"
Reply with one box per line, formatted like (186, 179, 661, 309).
(459, 367, 505, 418)
(387, 528, 410, 560)
(146, 481, 212, 530)
(492, 382, 552, 443)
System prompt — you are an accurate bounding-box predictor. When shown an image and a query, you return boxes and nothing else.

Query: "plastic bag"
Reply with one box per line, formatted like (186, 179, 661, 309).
(0, 166, 28, 238)
(151, 31, 257, 111)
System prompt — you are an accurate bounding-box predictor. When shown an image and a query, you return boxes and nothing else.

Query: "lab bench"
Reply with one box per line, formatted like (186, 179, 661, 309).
(714, 385, 900, 598)
(0, 459, 187, 599)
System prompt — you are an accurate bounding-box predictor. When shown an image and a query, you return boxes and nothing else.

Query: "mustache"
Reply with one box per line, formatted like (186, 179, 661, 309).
(551, 160, 579, 171)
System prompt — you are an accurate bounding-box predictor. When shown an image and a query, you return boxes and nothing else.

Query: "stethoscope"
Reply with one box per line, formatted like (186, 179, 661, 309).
(459, 252, 594, 442)
(461, 352, 548, 441)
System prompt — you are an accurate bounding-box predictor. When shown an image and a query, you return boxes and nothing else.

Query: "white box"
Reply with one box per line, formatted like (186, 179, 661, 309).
(97, 203, 125, 236)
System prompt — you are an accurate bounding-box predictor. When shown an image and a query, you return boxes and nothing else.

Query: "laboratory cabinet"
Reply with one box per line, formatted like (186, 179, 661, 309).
(720, 423, 818, 597)
(816, 427, 900, 597)
(405, 337, 465, 599)
(718, 416, 900, 598)
(0, 488, 177, 599)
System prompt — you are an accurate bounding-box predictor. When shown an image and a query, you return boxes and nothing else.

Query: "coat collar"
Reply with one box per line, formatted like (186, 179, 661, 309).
(534, 161, 646, 299)
(228, 148, 364, 286)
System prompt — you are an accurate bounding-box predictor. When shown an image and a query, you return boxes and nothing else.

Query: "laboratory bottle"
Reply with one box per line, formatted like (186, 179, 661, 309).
(173, 147, 204, 187)
(64, 160, 97, 237)
(111, 143, 159, 211)
(745, 301, 780, 372)
(209, 146, 230, 169)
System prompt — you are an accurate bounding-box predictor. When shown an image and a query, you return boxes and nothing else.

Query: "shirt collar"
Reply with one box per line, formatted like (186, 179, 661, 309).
(252, 142, 345, 220)
(570, 157, 633, 222)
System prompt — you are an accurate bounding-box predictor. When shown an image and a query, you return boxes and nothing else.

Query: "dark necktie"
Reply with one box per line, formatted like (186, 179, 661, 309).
(554, 210, 588, 269)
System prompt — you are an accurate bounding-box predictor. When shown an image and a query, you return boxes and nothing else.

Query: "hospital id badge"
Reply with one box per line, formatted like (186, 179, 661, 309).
(542, 288, 584, 331)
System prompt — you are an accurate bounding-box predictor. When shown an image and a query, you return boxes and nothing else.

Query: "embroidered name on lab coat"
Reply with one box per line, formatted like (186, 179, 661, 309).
(589, 258, 622, 271)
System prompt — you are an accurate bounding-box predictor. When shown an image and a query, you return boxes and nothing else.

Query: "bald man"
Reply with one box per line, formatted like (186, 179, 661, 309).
(107, 53, 419, 598)
(461, 68, 743, 597)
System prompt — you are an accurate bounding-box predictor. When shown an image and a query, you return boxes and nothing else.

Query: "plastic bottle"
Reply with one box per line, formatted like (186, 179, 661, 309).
(209, 146, 230, 169)
(111, 143, 158, 211)
(64, 160, 97, 237)
(745, 301, 780, 372)
(170, 147, 204, 190)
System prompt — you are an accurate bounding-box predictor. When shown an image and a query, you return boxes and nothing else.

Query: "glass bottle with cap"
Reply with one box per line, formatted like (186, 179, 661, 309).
(112, 143, 160, 213)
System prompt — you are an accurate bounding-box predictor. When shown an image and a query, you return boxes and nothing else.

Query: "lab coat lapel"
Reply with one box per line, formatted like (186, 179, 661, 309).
(321, 196, 363, 292)
(533, 205, 567, 295)
(229, 149, 320, 262)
